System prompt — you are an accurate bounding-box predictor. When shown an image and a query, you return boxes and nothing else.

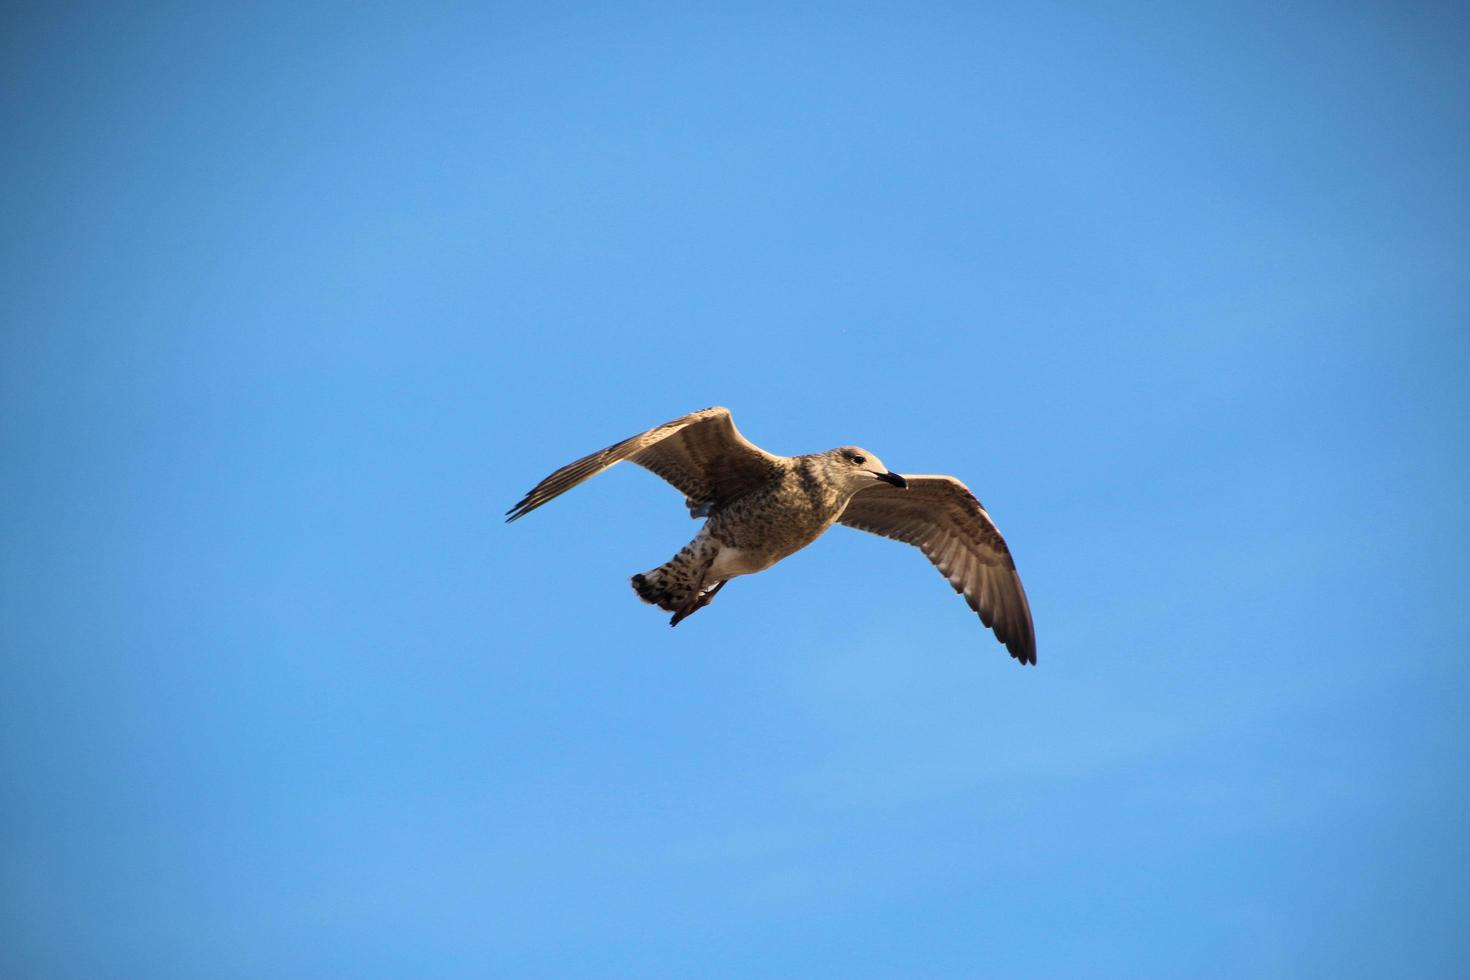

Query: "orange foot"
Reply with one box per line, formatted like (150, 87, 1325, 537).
(668, 580, 728, 627)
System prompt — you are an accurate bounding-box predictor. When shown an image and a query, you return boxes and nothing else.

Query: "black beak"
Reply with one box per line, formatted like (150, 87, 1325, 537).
(876, 470, 908, 489)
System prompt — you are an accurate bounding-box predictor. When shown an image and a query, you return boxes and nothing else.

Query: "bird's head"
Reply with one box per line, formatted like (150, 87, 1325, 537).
(826, 446, 908, 491)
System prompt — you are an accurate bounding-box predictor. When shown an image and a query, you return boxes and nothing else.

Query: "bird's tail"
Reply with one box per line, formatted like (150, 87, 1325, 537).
(631, 537, 718, 613)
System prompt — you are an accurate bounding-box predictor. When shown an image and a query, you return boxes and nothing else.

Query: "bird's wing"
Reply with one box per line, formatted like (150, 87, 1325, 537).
(838, 475, 1036, 664)
(505, 406, 785, 522)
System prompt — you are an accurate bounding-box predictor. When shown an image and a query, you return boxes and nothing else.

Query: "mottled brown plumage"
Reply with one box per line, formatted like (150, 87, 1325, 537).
(506, 407, 1036, 664)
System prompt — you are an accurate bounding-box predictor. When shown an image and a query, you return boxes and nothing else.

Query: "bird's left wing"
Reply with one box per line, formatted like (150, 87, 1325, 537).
(838, 475, 1036, 664)
(505, 406, 784, 522)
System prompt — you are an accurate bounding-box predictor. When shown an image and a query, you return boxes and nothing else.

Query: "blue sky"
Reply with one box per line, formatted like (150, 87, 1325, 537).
(2, 2, 1467, 977)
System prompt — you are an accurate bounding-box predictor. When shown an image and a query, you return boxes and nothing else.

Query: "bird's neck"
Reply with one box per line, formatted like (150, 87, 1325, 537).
(793, 456, 853, 514)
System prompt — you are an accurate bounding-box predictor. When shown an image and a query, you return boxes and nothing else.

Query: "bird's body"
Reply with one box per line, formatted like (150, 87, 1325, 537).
(707, 455, 858, 567)
(633, 454, 874, 617)
(506, 407, 1037, 664)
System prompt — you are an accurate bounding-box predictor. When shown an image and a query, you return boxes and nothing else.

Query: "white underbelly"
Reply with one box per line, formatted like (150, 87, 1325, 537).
(707, 546, 776, 580)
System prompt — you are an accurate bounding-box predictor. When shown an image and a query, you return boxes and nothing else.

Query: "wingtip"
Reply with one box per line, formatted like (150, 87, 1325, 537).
(505, 495, 536, 522)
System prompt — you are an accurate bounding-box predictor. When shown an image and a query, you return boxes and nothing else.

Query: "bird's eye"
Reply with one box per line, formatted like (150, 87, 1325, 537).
(852, 455, 866, 465)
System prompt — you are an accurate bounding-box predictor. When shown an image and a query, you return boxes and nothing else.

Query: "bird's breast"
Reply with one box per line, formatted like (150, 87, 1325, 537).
(706, 476, 842, 574)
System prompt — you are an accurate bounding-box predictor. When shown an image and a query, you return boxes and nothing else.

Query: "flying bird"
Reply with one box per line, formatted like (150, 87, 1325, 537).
(505, 407, 1036, 664)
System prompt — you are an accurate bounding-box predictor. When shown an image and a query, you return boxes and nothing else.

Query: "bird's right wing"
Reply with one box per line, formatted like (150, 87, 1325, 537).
(505, 407, 785, 522)
(838, 475, 1036, 664)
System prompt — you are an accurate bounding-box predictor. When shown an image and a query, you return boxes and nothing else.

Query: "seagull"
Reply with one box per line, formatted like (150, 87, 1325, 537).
(506, 407, 1036, 664)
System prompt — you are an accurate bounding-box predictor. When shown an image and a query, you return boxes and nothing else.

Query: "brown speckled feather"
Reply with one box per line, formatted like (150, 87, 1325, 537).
(838, 475, 1037, 664)
(505, 407, 784, 522)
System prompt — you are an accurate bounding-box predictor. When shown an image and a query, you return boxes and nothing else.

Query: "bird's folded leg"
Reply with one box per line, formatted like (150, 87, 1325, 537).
(668, 580, 728, 627)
